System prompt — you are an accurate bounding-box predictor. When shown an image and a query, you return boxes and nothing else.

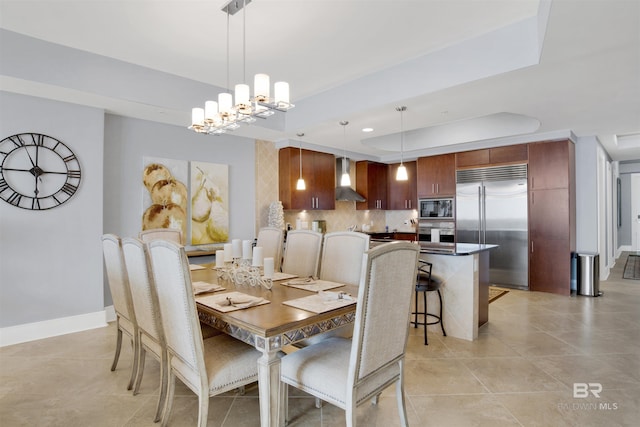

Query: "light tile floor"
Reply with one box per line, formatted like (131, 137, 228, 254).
(1, 253, 639, 426)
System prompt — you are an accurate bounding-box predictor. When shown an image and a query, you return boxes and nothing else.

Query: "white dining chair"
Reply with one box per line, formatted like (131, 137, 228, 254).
(319, 231, 370, 286)
(139, 227, 183, 245)
(121, 237, 167, 422)
(146, 239, 261, 427)
(255, 227, 284, 271)
(280, 241, 420, 427)
(281, 230, 323, 278)
(101, 234, 138, 391)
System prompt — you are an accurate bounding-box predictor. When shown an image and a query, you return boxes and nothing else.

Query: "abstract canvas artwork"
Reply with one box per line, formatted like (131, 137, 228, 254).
(189, 161, 229, 245)
(141, 157, 189, 243)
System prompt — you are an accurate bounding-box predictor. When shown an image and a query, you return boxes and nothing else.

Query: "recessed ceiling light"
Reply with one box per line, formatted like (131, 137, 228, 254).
(362, 127, 374, 133)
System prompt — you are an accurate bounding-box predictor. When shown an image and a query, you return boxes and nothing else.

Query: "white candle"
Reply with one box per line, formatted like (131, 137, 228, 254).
(263, 257, 274, 279)
(242, 240, 252, 260)
(232, 239, 242, 258)
(224, 244, 233, 262)
(252, 246, 264, 267)
(216, 250, 225, 268)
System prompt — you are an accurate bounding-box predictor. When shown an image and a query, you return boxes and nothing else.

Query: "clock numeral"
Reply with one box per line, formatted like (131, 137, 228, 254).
(67, 170, 81, 179)
(7, 192, 22, 206)
(31, 134, 45, 146)
(32, 198, 41, 210)
(52, 194, 61, 205)
(61, 183, 78, 196)
(63, 154, 77, 163)
(0, 179, 8, 193)
(8, 135, 26, 148)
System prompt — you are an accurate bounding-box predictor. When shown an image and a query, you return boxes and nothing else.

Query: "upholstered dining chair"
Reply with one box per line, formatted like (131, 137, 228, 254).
(280, 241, 420, 427)
(281, 229, 323, 278)
(255, 227, 284, 271)
(146, 240, 262, 427)
(121, 237, 167, 422)
(101, 234, 138, 391)
(318, 231, 370, 286)
(139, 228, 183, 245)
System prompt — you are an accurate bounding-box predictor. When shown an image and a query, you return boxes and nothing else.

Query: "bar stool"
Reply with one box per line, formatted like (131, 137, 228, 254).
(411, 260, 446, 345)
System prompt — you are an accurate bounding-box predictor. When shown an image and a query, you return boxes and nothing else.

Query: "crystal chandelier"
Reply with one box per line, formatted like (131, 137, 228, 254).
(189, 0, 294, 135)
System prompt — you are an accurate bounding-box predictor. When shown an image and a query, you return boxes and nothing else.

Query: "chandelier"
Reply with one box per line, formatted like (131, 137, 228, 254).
(189, 0, 294, 135)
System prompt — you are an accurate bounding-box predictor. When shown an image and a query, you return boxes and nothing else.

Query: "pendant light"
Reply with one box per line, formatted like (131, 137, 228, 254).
(396, 106, 408, 181)
(296, 136, 306, 190)
(339, 121, 351, 187)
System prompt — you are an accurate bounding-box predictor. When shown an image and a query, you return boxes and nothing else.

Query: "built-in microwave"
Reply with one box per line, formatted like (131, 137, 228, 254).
(418, 197, 454, 220)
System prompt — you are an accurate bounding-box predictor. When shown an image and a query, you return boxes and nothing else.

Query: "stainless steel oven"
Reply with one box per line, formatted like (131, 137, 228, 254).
(418, 198, 454, 220)
(418, 220, 455, 248)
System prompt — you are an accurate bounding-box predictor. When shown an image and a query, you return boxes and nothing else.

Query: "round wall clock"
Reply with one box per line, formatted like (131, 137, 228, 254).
(0, 133, 82, 210)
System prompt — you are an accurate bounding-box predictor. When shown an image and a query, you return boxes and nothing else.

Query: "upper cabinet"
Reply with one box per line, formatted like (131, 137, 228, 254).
(528, 141, 571, 190)
(456, 144, 528, 169)
(388, 161, 417, 210)
(417, 153, 456, 197)
(356, 161, 388, 210)
(279, 147, 335, 210)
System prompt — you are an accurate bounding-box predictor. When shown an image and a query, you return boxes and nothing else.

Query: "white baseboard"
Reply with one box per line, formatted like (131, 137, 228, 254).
(0, 310, 110, 347)
(617, 245, 634, 257)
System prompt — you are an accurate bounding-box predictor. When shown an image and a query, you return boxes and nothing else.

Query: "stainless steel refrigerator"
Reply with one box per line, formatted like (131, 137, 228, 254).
(456, 165, 529, 289)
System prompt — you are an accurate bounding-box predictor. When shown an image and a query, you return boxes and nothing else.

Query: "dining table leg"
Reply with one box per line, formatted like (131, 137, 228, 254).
(256, 337, 284, 427)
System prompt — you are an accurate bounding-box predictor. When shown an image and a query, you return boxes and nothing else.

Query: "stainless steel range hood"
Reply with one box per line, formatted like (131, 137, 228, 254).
(335, 157, 366, 202)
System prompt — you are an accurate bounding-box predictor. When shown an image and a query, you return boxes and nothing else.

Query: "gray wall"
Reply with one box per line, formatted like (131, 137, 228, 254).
(0, 91, 104, 327)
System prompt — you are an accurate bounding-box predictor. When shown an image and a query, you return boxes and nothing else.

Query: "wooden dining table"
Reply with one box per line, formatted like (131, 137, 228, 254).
(191, 266, 358, 427)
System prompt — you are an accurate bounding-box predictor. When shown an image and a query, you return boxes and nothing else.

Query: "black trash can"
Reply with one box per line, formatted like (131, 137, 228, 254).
(577, 253, 601, 297)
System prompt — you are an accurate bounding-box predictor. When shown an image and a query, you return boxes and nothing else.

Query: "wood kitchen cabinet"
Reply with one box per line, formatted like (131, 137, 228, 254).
(388, 161, 417, 210)
(279, 147, 335, 210)
(356, 161, 388, 210)
(528, 140, 575, 295)
(456, 144, 528, 168)
(417, 153, 456, 197)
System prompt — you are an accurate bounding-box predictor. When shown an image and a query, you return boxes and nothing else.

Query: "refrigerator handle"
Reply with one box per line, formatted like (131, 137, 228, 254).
(477, 185, 482, 245)
(481, 185, 487, 244)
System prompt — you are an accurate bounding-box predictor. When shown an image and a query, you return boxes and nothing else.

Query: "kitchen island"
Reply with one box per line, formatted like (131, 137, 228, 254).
(419, 243, 497, 341)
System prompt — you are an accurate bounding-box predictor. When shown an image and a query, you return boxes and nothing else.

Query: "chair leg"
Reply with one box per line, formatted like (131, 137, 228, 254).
(161, 371, 176, 427)
(423, 290, 428, 345)
(396, 361, 409, 427)
(315, 397, 323, 408)
(127, 334, 139, 391)
(154, 350, 168, 423)
(413, 290, 418, 328)
(437, 289, 446, 337)
(133, 343, 146, 395)
(197, 391, 209, 427)
(371, 393, 381, 405)
(281, 383, 289, 424)
(346, 403, 357, 427)
(111, 322, 122, 371)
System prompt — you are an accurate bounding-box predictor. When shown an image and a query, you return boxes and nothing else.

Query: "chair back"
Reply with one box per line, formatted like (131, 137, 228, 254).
(281, 230, 323, 278)
(121, 237, 164, 348)
(319, 231, 370, 286)
(101, 234, 135, 324)
(139, 228, 183, 245)
(349, 241, 419, 384)
(147, 240, 205, 389)
(256, 227, 284, 271)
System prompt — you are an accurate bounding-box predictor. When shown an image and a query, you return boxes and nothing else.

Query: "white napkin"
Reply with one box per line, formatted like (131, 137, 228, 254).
(189, 264, 207, 271)
(318, 290, 355, 301)
(192, 281, 224, 294)
(197, 291, 270, 312)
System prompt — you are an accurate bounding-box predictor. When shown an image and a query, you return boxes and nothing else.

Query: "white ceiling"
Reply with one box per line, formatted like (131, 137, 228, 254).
(1, 0, 639, 161)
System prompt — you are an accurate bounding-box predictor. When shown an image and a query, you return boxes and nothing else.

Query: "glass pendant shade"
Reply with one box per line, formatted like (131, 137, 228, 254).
(254, 74, 270, 101)
(274, 81, 290, 106)
(234, 84, 250, 107)
(218, 92, 233, 115)
(204, 101, 218, 122)
(396, 163, 408, 181)
(296, 178, 306, 190)
(191, 107, 205, 126)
